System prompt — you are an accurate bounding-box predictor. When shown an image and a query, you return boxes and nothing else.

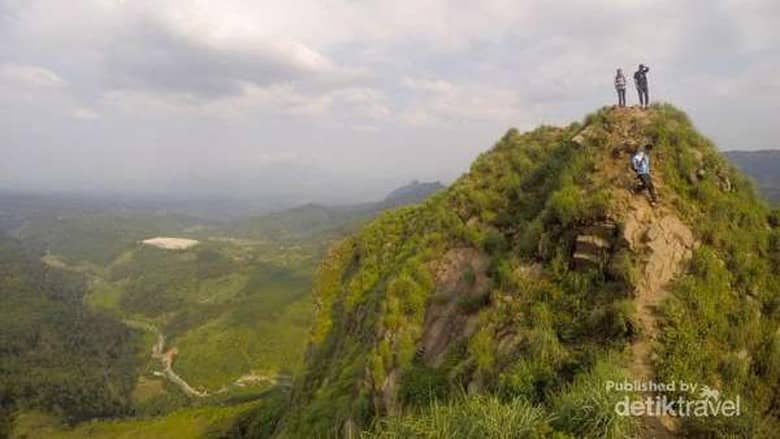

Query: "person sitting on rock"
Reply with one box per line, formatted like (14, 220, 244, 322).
(634, 64, 650, 109)
(615, 68, 627, 107)
(631, 144, 658, 205)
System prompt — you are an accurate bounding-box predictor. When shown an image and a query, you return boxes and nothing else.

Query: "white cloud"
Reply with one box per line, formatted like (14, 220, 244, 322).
(153, 4, 339, 74)
(403, 77, 457, 95)
(103, 81, 390, 124)
(0, 63, 66, 88)
(0, 0, 778, 199)
(71, 107, 100, 120)
(401, 77, 524, 125)
(132, 0, 530, 50)
(721, 0, 780, 51)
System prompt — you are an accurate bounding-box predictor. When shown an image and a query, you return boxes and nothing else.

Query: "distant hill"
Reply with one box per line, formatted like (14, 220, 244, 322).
(724, 150, 780, 203)
(227, 180, 445, 241)
(382, 180, 446, 207)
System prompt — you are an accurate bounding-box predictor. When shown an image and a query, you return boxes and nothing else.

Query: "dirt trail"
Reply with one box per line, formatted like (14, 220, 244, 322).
(151, 333, 209, 398)
(622, 203, 694, 437)
(124, 319, 208, 398)
(589, 107, 696, 437)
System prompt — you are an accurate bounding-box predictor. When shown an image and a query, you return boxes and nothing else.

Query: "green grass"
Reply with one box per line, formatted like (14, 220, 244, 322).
(11, 400, 266, 439)
(550, 357, 637, 438)
(193, 273, 249, 304)
(174, 296, 312, 389)
(365, 395, 555, 438)
(84, 279, 124, 315)
(636, 104, 780, 436)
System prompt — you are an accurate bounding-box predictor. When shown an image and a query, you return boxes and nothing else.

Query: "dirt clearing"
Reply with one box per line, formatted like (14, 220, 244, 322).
(142, 237, 200, 250)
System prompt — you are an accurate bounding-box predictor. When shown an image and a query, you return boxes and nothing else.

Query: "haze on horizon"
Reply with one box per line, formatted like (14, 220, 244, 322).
(1, 0, 778, 204)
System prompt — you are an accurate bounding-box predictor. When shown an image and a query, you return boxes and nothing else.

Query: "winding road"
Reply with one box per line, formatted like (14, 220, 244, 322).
(124, 318, 291, 398)
(124, 319, 208, 397)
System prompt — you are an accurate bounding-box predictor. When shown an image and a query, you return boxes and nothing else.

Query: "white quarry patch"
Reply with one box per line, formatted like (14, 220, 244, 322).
(142, 237, 200, 250)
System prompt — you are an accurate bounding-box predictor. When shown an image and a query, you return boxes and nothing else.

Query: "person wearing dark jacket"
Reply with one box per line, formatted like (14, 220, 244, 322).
(634, 64, 650, 109)
(615, 68, 627, 107)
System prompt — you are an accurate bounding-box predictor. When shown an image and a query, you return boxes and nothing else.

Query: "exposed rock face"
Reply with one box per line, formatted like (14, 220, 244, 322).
(374, 248, 490, 416)
(621, 209, 696, 296)
(571, 124, 600, 147)
(623, 206, 695, 437)
(631, 214, 695, 294)
(418, 247, 491, 367)
(572, 222, 618, 271)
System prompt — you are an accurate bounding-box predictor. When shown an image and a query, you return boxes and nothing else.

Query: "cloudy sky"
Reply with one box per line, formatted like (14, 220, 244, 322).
(1, 0, 778, 203)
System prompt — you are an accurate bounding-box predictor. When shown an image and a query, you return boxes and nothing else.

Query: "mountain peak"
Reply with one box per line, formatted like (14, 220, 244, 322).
(280, 104, 780, 438)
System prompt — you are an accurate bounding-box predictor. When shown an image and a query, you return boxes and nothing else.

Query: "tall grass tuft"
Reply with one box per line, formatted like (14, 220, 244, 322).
(364, 395, 554, 439)
(551, 358, 637, 438)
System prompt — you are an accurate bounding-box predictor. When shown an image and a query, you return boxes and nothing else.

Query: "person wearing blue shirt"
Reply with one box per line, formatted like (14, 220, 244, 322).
(631, 144, 658, 205)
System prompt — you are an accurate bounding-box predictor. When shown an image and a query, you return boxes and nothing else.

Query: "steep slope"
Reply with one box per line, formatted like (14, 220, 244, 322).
(569, 109, 698, 436)
(278, 105, 780, 438)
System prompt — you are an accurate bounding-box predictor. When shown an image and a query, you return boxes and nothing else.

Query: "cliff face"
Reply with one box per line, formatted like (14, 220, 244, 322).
(280, 105, 780, 438)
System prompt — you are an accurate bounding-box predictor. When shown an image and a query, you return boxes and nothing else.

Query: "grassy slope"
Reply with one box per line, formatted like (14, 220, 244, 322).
(284, 104, 780, 438)
(173, 294, 312, 389)
(12, 400, 265, 439)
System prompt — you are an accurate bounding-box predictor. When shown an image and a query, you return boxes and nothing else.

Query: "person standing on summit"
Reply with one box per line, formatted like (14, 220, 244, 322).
(615, 68, 627, 107)
(634, 64, 650, 109)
